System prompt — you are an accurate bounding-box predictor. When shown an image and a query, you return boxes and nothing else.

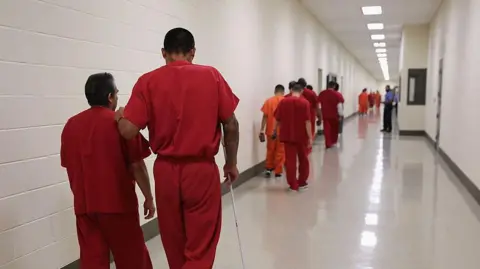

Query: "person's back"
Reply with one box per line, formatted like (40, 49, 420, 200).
(277, 96, 310, 144)
(318, 89, 343, 120)
(61, 73, 154, 269)
(131, 62, 231, 159)
(262, 95, 284, 135)
(62, 108, 139, 213)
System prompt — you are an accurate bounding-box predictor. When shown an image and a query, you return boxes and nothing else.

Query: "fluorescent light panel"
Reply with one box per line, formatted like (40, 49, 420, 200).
(367, 23, 384, 30)
(362, 6, 383, 15)
(371, 34, 385, 40)
(377, 53, 387, 57)
(374, 42, 386, 47)
(376, 48, 387, 53)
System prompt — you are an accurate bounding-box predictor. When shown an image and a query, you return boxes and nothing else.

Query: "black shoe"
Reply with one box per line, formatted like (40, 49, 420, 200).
(275, 174, 282, 178)
(264, 170, 272, 178)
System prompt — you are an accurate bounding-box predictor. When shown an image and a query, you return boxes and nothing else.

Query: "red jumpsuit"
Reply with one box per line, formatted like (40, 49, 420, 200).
(275, 96, 311, 190)
(285, 89, 318, 153)
(61, 107, 152, 269)
(318, 88, 344, 148)
(123, 60, 239, 269)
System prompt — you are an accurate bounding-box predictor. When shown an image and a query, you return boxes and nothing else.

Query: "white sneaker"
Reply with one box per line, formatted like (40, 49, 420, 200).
(299, 184, 309, 192)
(287, 187, 298, 192)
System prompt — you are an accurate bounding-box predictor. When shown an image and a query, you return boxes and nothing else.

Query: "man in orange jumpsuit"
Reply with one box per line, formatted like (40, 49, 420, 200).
(318, 81, 344, 148)
(61, 73, 155, 269)
(275, 83, 313, 191)
(375, 90, 382, 108)
(260, 84, 285, 178)
(115, 28, 240, 269)
(358, 88, 369, 115)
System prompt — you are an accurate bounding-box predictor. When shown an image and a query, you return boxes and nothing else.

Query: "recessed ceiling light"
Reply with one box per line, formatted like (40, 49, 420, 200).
(367, 23, 384, 30)
(371, 34, 385, 40)
(377, 53, 387, 57)
(376, 48, 387, 53)
(378, 57, 388, 62)
(362, 6, 383, 16)
(374, 42, 386, 47)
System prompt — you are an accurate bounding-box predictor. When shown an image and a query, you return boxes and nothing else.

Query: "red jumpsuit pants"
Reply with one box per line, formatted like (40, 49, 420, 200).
(284, 142, 310, 190)
(154, 157, 222, 269)
(323, 118, 339, 148)
(76, 213, 152, 269)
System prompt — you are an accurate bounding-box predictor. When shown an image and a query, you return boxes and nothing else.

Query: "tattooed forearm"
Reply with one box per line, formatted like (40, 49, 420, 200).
(222, 114, 239, 166)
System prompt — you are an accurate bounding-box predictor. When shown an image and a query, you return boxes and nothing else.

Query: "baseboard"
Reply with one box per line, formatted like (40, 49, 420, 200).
(399, 130, 426, 136)
(437, 147, 480, 206)
(419, 132, 480, 207)
(317, 112, 358, 136)
(61, 160, 265, 269)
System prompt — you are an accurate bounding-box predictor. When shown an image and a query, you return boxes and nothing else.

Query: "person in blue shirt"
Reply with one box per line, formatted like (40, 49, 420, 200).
(381, 85, 394, 133)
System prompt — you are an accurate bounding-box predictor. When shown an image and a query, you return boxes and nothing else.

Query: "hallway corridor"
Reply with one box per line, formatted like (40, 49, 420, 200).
(125, 111, 480, 269)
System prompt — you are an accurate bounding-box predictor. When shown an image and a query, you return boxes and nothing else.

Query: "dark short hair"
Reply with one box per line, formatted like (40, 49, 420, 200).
(298, 78, 307, 88)
(306, 85, 313, 90)
(334, 82, 340, 90)
(288, 81, 297, 90)
(164, 28, 195, 54)
(292, 83, 303, 92)
(327, 81, 336, 88)
(275, 84, 285, 93)
(85, 73, 116, 107)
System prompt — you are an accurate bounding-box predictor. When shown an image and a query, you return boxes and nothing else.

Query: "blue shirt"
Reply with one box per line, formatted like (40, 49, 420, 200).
(385, 91, 394, 103)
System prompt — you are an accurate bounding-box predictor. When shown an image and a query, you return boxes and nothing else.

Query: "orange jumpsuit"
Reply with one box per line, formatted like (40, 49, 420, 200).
(261, 95, 285, 175)
(358, 92, 369, 114)
(375, 92, 382, 108)
(124, 60, 239, 269)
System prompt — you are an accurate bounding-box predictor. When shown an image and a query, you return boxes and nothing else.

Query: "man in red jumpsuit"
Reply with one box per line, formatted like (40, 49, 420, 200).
(318, 81, 345, 148)
(297, 78, 319, 141)
(275, 83, 313, 191)
(61, 73, 155, 269)
(115, 28, 240, 269)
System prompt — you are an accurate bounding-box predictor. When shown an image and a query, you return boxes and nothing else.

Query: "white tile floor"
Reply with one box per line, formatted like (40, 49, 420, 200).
(115, 110, 480, 269)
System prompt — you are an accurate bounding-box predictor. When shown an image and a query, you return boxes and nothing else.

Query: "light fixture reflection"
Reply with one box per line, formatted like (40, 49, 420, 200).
(361, 231, 378, 247)
(365, 213, 379, 226)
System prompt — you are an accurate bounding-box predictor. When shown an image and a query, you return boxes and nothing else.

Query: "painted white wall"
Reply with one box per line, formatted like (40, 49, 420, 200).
(398, 24, 429, 131)
(0, 0, 377, 267)
(425, 0, 480, 189)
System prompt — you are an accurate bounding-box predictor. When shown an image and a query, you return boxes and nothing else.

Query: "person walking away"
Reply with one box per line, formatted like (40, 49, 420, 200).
(260, 85, 285, 178)
(115, 28, 240, 269)
(61, 73, 155, 269)
(318, 81, 344, 149)
(375, 90, 382, 109)
(333, 82, 345, 135)
(297, 78, 320, 152)
(274, 84, 312, 191)
(381, 85, 394, 133)
(358, 89, 369, 115)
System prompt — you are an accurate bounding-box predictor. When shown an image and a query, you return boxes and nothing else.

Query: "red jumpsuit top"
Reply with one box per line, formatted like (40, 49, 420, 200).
(61, 107, 151, 214)
(285, 89, 318, 121)
(275, 96, 310, 144)
(318, 88, 345, 119)
(123, 61, 239, 160)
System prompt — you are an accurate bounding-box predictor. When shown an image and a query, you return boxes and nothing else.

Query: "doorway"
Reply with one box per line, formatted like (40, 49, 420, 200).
(317, 69, 323, 94)
(435, 59, 443, 149)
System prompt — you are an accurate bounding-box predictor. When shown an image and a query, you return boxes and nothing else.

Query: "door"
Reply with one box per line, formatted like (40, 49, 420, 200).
(435, 59, 443, 148)
(317, 69, 323, 94)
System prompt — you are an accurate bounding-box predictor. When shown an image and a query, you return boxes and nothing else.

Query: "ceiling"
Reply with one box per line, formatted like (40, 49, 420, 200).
(301, 0, 442, 81)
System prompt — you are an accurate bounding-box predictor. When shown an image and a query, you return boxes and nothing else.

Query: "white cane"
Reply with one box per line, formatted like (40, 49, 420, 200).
(221, 136, 246, 269)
